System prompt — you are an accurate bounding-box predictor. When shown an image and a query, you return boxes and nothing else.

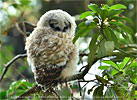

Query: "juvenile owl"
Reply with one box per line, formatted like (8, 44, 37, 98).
(25, 10, 78, 90)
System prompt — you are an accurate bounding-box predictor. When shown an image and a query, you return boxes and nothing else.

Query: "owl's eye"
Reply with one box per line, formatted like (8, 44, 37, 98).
(63, 21, 71, 32)
(49, 19, 61, 31)
(55, 27, 61, 31)
(63, 26, 68, 32)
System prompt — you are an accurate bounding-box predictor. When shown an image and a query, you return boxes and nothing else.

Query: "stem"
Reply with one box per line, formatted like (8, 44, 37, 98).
(0, 54, 27, 82)
(100, 21, 107, 40)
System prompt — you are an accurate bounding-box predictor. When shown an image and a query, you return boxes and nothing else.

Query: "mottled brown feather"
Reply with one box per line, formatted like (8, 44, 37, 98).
(25, 10, 78, 90)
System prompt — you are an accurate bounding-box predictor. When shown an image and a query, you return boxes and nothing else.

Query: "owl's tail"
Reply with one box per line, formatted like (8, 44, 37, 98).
(16, 85, 41, 100)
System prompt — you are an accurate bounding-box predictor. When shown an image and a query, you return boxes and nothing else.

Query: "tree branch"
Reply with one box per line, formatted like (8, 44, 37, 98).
(2, 50, 135, 99)
(16, 54, 102, 99)
(15, 22, 27, 38)
(0, 54, 27, 82)
(12, 66, 28, 81)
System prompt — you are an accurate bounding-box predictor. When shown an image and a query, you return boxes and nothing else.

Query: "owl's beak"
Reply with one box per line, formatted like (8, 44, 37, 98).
(59, 22, 65, 31)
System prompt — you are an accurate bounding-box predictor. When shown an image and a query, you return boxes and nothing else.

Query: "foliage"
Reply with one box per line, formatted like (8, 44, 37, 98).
(0, 2, 137, 100)
(74, 3, 137, 100)
(0, 79, 75, 100)
(0, 0, 40, 34)
(0, 80, 39, 100)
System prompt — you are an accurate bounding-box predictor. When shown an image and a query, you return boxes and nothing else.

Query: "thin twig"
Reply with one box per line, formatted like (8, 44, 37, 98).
(69, 84, 74, 100)
(82, 87, 86, 100)
(125, 44, 137, 49)
(52, 89, 61, 100)
(12, 66, 28, 81)
(21, 12, 26, 35)
(115, 47, 137, 58)
(78, 81, 82, 96)
(81, 82, 90, 89)
(16, 85, 41, 100)
(0, 54, 27, 82)
(79, 65, 87, 72)
(123, 58, 134, 70)
(78, 79, 96, 83)
(79, 53, 88, 57)
(21, 12, 27, 41)
(100, 20, 108, 40)
(15, 22, 27, 38)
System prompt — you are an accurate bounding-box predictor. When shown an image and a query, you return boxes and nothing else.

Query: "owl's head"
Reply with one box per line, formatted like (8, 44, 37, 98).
(37, 9, 76, 36)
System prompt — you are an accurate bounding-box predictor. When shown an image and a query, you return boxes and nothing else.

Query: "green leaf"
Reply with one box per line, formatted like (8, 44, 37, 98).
(22, 81, 33, 88)
(100, 9, 108, 21)
(78, 22, 87, 28)
(113, 71, 123, 78)
(103, 60, 119, 70)
(12, 3, 18, 8)
(121, 31, 128, 40)
(88, 85, 98, 94)
(80, 11, 94, 19)
(131, 76, 137, 84)
(111, 69, 119, 76)
(119, 57, 130, 70)
(7, 80, 32, 98)
(0, 91, 6, 99)
(89, 32, 99, 51)
(93, 86, 99, 100)
(85, 20, 94, 27)
(121, 17, 134, 25)
(73, 28, 91, 43)
(2, 29, 9, 36)
(109, 21, 124, 26)
(129, 62, 137, 68)
(108, 10, 123, 17)
(88, 45, 98, 66)
(73, 22, 96, 43)
(0, 39, 2, 47)
(119, 25, 134, 35)
(102, 4, 110, 11)
(20, 0, 31, 5)
(88, 3, 100, 13)
(58, 87, 71, 100)
(97, 40, 107, 58)
(104, 87, 113, 100)
(95, 75, 109, 85)
(97, 40, 114, 58)
(112, 85, 125, 100)
(16, 90, 25, 96)
(98, 66, 110, 70)
(110, 4, 127, 10)
(88, 33, 99, 66)
(97, 85, 104, 99)
(111, 87, 118, 100)
(105, 28, 119, 48)
(109, 16, 133, 25)
(105, 41, 114, 55)
(93, 85, 104, 100)
(134, 95, 137, 100)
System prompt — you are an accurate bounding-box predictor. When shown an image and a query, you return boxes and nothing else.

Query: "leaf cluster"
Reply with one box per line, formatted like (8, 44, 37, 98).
(74, 3, 136, 100)
(0, 80, 36, 100)
(74, 4, 134, 62)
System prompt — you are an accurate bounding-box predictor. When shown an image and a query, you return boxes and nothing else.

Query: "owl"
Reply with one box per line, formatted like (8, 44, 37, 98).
(25, 10, 78, 90)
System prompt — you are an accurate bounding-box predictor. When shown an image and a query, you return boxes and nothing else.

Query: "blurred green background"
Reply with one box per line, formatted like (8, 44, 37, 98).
(0, 0, 136, 99)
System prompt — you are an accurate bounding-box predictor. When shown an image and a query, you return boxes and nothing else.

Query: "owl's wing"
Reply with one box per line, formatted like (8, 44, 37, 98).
(26, 28, 75, 88)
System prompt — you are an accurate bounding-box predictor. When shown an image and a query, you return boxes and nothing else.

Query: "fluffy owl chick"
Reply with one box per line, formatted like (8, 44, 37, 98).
(25, 10, 78, 90)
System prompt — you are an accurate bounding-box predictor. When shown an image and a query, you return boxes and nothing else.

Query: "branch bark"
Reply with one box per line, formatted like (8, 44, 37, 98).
(0, 54, 27, 82)
(1, 50, 135, 99)
(16, 54, 101, 100)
